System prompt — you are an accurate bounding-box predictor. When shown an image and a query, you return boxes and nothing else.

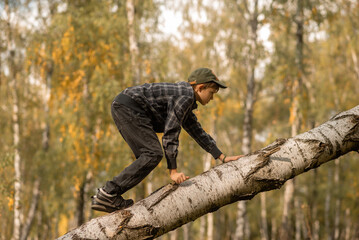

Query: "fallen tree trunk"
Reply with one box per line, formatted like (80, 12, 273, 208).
(58, 105, 359, 240)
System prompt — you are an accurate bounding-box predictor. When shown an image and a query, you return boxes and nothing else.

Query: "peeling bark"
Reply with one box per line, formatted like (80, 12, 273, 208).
(58, 105, 359, 239)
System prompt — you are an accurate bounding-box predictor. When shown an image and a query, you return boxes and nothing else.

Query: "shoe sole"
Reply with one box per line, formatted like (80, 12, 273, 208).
(91, 197, 134, 213)
(91, 203, 118, 213)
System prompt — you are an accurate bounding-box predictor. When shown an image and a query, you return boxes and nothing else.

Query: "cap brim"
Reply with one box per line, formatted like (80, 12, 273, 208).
(213, 80, 227, 88)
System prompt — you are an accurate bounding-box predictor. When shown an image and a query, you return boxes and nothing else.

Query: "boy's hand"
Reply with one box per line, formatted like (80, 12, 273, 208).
(169, 169, 189, 184)
(219, 154, 244, 163)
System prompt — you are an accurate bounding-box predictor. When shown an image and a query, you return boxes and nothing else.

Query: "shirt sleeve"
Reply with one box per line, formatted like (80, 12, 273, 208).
(162, 96, 194, 169)
(182, 112, 222, 159)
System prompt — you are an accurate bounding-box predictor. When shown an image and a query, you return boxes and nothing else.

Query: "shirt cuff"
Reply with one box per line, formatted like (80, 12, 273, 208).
(209, 145, 222, 159)
(167, 158, 177, 169)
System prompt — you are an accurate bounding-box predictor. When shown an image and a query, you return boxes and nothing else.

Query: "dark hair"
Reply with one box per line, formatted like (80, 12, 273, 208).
(192, 82, 220, 92)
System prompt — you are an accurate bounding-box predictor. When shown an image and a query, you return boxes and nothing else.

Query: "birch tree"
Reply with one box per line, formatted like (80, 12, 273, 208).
(4, 1, 22, 239)
(126, 0, 141, 85)
(58, 104, 359, 239)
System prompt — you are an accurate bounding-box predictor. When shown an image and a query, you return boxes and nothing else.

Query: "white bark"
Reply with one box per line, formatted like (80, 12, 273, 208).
(11, 82, 21, 240)
(234, 201, 246, 240)
(58, 105, 359, 239)
(234, 0, 259, 237)
(126, 0, 140, 85)
(5, 1, 22, 239)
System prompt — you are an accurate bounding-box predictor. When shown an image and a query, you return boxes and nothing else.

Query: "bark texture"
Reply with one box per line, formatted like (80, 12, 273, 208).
(58, 105, 359, 240)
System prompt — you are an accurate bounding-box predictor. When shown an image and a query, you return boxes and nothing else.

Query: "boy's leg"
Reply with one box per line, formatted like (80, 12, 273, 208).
(104, 102, 163, 195)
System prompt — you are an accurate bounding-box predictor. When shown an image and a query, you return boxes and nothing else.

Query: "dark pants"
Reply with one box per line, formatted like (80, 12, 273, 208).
(104, 101, 163, 195)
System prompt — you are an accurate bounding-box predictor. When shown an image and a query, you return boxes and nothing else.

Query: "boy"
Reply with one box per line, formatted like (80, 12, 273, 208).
(91, 68, 243, 213)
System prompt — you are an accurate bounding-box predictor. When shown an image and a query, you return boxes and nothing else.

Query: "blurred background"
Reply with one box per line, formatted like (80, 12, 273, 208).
(1, 0, 358, 239)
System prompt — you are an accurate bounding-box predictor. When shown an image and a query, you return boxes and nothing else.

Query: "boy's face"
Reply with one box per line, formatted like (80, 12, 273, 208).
(194, 85, 219, 105)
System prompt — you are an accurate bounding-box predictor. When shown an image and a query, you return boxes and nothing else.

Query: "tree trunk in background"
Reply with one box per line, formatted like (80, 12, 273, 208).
(260, 193, 269, 240)
(294, 198, 302, 240)
(58, 105, 359, 240)
(280, 179, 294, 240)
(126, 0, 141, 85)
(6, 1, 22, 239)
(271, 218, 278, 240)
(325, 167, 333, 240)
(20, 179, 40, 240)
(281, 1, 304, 239)
(182, 223, 189, 240)
(312, 169, 320, 240)
(11, 46, 21, 240)
(235, 1, 258, 239)
(169, 229, 177, 240)
(333, 159, 341, 240)
(76, 171, 93, 226)
(199, 216, 205, 240)
(344, 208, 351, 240)
(345, 33, 359, 94)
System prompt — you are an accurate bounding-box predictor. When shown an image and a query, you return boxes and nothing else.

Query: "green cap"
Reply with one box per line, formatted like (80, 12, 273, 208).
(188, 68, 227, 88)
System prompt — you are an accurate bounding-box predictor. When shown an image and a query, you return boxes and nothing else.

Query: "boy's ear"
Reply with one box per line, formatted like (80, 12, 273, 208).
(195, 84, 205, 92)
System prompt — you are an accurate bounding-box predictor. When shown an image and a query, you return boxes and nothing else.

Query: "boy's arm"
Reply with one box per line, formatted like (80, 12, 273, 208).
(183, 115, 244, 162)
(162, 96, 194, 169)
(182, 112, 222, 159)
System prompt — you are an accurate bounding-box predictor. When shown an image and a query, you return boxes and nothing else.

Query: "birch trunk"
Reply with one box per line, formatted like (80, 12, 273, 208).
(20, 179, 40, 240)
(76, 172, 93, 226)
(333, 159, 341, 240)
(58, 105, 359, 240)
(126, 0, 141, 85)
(11, 50, 21, 240)
(344, 208, 351, 240)
(6, 1, 22, 239)
(325, 167, 333, 240)
(169, 229, 177, 240)
(182, 223, 189, 240)
(281, 1, 304, 238)
(312, 169, 320, 240)
(280, 179, 294, 240)
(260, 193, 269, 240)
(234, 1, 258, 239)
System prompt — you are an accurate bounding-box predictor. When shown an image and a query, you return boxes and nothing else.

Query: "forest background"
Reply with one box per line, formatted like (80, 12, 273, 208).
(1, 0, 359, 239)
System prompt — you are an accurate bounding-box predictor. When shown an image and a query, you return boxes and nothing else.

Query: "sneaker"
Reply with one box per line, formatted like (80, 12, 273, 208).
(91, 188, 134, 213)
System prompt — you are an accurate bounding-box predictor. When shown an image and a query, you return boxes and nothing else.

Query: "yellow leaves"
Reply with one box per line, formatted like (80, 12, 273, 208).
(145, 60, 152, 75)
(60, 125, 66, 136)
(58, 214, 69, 236)
(289, 99, 298, 125)
(7, 196, 14, 211)
(312, 7, 318, 16)
(68, 124, 76, 139)
(61, 26, 75, 53)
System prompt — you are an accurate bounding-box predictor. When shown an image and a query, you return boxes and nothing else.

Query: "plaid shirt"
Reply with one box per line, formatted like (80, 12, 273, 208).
(120, 81, 222, 169)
